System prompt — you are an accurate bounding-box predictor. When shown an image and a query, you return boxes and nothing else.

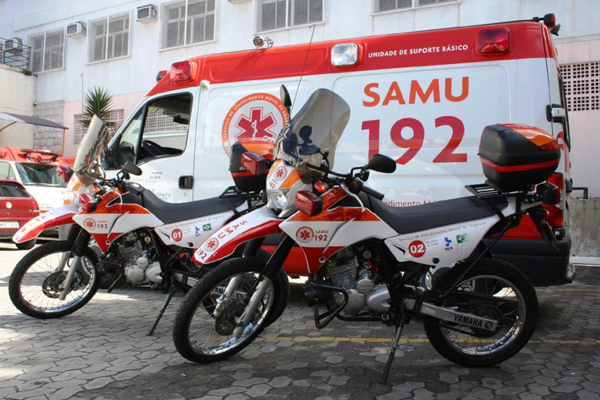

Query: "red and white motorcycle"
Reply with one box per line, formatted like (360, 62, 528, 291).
(172, 88, 562, 382)
(9, 116, 287, 334)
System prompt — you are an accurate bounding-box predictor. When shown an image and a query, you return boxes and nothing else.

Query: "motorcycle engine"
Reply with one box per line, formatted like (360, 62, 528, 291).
(324, 246, 390, 317)
(116, 231, 163, 287)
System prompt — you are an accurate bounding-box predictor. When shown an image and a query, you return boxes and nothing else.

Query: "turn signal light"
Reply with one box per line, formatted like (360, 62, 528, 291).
(295, 191, 323, 217)
(477, 28, 510, 54)
(543, 173, 564, 229)
(314, 182, 328, 193)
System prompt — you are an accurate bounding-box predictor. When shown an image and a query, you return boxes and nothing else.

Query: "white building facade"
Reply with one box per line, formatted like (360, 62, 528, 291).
(0, 0, 599, 195)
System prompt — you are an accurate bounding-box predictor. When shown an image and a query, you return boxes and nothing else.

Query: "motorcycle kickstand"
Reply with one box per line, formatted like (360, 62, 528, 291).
(147, 282, 177, 336)
(381, 320, 405, 385)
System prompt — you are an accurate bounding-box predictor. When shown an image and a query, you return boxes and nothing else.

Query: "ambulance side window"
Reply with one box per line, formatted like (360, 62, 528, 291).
(0, 161, 16, 180)
(137, 94, 191, 164)
(108, 93, 192, 169)
(114, 109, 144, 167)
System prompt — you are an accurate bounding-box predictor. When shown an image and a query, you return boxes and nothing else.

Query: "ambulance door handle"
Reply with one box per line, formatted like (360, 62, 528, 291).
(179, 176, 194, 189)
(546, 104, 565, 123)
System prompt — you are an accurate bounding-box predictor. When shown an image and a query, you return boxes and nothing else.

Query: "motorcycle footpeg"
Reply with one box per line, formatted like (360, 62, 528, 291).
(98, 260, 120, 274)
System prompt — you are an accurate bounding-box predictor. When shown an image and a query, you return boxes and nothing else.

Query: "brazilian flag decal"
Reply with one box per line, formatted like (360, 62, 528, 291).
(203, 224, 212, 231)
(456, 234, 469, 243)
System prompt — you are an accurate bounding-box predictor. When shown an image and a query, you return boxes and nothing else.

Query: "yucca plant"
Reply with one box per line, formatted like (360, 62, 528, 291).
(81, 87, 114, 127)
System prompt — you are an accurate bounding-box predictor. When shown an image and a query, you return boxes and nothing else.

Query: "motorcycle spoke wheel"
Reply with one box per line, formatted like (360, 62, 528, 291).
(424, 259, 538, 367)
(173, 257, 288, 363)
(9, 241, 100, 319)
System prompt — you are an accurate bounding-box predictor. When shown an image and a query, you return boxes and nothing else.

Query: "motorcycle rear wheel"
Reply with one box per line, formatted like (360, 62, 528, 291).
(9, 240, 100, 319)
(424, 258, 538, 367)
(173, 257, 289, 363)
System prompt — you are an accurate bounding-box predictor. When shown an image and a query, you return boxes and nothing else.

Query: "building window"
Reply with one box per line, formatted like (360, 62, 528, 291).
(89, 14, 130, 63)
(375, 0, 455, 12)
(29, 30, 65, 72)
(560, 62, 600, 111)
(258, 0, 323, 32)
(73, 109, 125, 145)
(163, 0, 215, 48)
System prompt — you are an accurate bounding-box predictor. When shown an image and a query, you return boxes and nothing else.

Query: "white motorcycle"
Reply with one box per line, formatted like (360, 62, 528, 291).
(173, 88, 562, 382)
(10, 116, 288, 334)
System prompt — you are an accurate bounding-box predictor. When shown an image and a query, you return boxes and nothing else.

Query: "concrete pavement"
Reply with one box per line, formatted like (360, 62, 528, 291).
(1, 240, 600, 399)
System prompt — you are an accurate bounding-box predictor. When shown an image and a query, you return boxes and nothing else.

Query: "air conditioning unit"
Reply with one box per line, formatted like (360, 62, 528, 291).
(5, 37, 23, 53)
(137, 5, 157, 23)
(67, 22, 86, 38)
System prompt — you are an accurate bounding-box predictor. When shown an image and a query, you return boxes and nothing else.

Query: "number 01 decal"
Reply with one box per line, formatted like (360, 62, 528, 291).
(362, 116, 467, 164)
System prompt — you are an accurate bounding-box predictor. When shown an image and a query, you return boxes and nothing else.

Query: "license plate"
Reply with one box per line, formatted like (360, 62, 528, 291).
(0, 221, 19, 228)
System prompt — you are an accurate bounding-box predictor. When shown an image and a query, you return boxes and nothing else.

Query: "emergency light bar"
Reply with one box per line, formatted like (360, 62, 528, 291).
(476, 28, 510, 55)
(170, 61, 195, 83)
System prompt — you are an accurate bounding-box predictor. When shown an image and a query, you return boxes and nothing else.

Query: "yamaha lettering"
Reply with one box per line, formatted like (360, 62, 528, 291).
(454, 314, 484, 328)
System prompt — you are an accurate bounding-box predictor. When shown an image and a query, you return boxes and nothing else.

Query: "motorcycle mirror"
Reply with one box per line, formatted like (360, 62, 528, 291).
(367, 154, 396, 173)
(241, 152, 267, 175)
(123, 161, 143, 176)
(280, 85, 292, 115)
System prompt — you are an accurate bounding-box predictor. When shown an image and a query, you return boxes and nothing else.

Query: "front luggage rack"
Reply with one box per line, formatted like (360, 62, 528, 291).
(466, 183, 528, 199)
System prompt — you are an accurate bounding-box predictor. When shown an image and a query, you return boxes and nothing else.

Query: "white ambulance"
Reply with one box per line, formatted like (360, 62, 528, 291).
(101, 14, 572, 286)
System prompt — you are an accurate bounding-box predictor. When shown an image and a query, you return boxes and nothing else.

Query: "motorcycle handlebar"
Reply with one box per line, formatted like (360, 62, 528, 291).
(360, 184, 385, 201)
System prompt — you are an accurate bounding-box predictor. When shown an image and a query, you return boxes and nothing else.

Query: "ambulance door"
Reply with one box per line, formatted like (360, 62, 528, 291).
(104, 89, 197, 202)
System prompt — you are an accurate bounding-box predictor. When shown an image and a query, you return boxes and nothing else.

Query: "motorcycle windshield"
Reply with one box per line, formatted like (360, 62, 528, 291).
(277, 89, 350, 172)
(74, 115, 111, 187)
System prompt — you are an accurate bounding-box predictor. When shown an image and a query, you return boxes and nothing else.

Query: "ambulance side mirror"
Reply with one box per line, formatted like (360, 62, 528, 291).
(280, 85, 292, 115)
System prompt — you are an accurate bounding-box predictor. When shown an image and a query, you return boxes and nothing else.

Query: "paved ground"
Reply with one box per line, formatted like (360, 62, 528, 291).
(1, 240, 600, 399)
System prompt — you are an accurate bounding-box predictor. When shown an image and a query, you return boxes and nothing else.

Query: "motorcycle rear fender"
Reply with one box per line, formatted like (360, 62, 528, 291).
(13, 203, 79, 243)
(194, 206, 282, 265)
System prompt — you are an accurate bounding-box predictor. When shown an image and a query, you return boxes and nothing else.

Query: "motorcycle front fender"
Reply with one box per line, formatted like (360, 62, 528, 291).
(194, 206, 282, 265)
(13, 203, 79, 243)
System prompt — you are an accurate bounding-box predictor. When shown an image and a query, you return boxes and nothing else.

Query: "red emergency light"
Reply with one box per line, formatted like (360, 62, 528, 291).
(476, 28, 510, 55)
(170, 61, 194, 82)
(156, 70, 167, 82)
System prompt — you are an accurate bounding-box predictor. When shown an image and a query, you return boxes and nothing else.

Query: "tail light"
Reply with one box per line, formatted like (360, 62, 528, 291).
(79, 193, 97, 213)
(477, 28, 510, 54)
(543, 173, 564, 228)
(295, 191, 323, 217)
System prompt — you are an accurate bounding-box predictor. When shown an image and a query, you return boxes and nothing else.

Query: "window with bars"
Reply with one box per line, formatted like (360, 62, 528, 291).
(89, 14, 130, 63)
(163, 0, 215, 48)
(258, 0, 323, 32)
(29, 30, 65, 72)
(74, 109, 125, 145)
(559, 62, 600, 112)
(375, 0, 456, 12)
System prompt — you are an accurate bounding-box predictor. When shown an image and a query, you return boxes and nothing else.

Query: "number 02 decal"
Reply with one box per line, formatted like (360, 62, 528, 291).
(362, 116, 467, 164)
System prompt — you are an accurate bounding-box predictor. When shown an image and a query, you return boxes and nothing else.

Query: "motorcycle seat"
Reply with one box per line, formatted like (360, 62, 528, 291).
(140, 188, 246, 224)
(367, 195, 508, 235)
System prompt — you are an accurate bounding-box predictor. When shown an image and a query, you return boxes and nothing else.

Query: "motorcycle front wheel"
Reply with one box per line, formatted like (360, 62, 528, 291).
(424, 258, 538, 367)
(9, 240, 100, 319)
(173, 257, 289, 363)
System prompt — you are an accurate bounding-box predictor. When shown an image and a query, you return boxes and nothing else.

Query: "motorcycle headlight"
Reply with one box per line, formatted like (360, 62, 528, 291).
(267, 189, 290, 211)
